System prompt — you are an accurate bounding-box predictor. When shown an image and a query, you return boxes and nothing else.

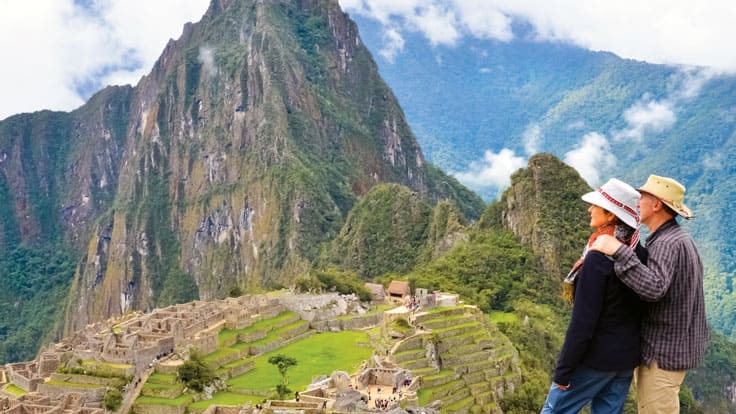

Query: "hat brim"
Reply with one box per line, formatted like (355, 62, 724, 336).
(638, 189, 694, 219)
(581, 191, 639, 229)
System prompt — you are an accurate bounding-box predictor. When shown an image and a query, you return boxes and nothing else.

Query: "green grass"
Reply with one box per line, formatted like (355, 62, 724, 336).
(423, 369, 454, 382)
(489, 311, 517, 325)
(142, 382, 181, 391)
(431, 322, 478, 335)
(423, 305, 463, 315)
(204, 346, 241, 362)
(336, 304, 392, 320)
(446, 395, 475, 411)
(81, 359, 132, 370)
(4, 384, 26, 395)
(223, 357, 254, 369)
(231, 341, 251, 351)
(189, 392, 265, 409)
(136, 394, 193, 406)
(218, 311, 299, 345)
(417, 387, 432, 406)
(148, 373, 177, 385)
(247, 320, 308, 346)
(227, 331, 373, 392)
(44, 381, 105, 389)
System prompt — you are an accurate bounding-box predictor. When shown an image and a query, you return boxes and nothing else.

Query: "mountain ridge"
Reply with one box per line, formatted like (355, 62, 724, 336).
(352, 19, 736, 338)
(0, 0, 481, 360)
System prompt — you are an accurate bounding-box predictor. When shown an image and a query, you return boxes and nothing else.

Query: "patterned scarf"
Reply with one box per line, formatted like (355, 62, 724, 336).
(562, 222, 638, 302)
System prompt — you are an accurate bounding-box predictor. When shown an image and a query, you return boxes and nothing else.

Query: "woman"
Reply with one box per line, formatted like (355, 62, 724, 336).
(541, 178, 647, 414)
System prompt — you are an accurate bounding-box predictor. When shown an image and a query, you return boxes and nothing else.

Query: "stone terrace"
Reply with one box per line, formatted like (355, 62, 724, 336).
(1, 293, 290, 411)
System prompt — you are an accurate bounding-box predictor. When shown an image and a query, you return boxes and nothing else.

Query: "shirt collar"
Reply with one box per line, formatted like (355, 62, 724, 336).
(646, 218, 678, 244)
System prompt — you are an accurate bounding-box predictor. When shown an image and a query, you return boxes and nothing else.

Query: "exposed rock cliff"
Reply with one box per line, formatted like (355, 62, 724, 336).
(0, 0, 481, 339)
(490, 153, 590, 279)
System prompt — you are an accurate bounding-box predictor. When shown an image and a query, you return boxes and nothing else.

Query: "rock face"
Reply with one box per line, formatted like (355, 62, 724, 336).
(61, 0, 433, 332)
(494, 153, 591, 279)
(0, 0, 482, 342)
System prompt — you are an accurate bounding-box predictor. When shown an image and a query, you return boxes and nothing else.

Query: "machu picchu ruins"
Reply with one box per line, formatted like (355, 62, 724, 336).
(0, 286, 521, 414)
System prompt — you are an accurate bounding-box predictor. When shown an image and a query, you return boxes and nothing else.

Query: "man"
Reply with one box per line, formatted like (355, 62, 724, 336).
(591, 175, 707, 413)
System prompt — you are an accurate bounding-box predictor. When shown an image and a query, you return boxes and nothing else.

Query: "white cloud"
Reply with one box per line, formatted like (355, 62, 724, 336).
(198, 46, 218, 78)
(0, 0, 209, 121)
(408, 4, 460, 46)
(453, 0, 513, 41)
(613, 97, 677, 141)
(669, 67, 720, 100)
(379, 27, 405, 62)
(702, 153, 723, 170)
(339, 0, 736, 72)
(451, 148, 526, 191)
(521, 123, 542, 155)
(564, 132, 615, 186)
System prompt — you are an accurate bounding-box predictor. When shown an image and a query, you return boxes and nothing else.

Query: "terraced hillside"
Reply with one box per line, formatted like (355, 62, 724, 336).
(390, 306, 520, 414)
(132, 310, 374, 413)
(1, 294, 523, 413)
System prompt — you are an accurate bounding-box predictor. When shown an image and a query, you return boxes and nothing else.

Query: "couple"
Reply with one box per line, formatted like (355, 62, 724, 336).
(541, 175, 708, 414)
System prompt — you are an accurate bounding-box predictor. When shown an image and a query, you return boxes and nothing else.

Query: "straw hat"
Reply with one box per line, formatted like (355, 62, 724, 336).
(638, 174, 693, 219)
(581, 178, 640, 229)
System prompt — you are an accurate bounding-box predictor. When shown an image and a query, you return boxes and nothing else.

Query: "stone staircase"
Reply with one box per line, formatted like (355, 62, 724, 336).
(390, 306, 520, 414)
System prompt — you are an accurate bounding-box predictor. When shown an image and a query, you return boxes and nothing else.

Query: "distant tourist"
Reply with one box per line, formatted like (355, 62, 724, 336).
(592, 175, 707, 413)
(542, 178, 646, 413)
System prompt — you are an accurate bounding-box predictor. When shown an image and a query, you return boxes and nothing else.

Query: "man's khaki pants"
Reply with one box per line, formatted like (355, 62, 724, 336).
(636, 360, 686, 414)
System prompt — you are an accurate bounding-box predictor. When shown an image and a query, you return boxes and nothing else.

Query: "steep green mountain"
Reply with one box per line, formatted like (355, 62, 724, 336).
(332, 155, 735, 411)
(320, 182, 478, 278)
(0, 0, 480, 363)
(352, 19, 736, 339)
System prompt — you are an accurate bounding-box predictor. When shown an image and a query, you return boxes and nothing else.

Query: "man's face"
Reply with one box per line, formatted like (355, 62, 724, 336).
(637, 192, 657, 226)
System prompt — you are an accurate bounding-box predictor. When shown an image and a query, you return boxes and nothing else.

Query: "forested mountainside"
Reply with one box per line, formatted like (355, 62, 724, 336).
(1, 0, 734, 411)
(320, 154, 736, 412)
(353, 16, 736, 339)
(0, 0, 481, 363)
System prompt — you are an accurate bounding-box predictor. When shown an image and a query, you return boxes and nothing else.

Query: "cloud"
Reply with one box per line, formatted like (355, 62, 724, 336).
(0, 0, 209, 120)
(564, 132, 615, 186)
(379, 27, 405, 62)
(453, 0, 513, 41)
(410, 4, 460, 46)
(702, 152, 723, 170)
(613, 97, 677, 141)
(669, 67, 720, 100)
(198, 46, 218, 78)
(521, 123, 542, 155)
(339, 0, 736, 72)
(451, 148, 526, 191)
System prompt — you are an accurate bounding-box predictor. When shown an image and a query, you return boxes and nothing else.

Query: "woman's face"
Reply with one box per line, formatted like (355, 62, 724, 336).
(588, 204, 615, 229)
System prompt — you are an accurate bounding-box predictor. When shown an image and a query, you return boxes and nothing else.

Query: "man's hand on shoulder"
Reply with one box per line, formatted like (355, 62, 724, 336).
(590, 234, 623, 256)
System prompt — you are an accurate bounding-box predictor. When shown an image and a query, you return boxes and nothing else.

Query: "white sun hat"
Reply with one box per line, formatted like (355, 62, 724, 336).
(581, 178, 640, 229)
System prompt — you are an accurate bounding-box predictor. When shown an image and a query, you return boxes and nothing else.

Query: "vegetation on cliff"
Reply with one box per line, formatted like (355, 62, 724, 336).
(0, 244, 75, 362)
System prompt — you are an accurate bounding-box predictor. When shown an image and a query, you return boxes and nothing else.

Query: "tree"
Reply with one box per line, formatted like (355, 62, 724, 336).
(177, 351, 215, 392)
(103, 388, 123, 411)
(268, 354, 298, 399)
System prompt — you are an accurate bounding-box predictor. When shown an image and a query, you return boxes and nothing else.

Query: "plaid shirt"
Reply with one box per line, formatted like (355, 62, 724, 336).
(612, 219, 708, 370)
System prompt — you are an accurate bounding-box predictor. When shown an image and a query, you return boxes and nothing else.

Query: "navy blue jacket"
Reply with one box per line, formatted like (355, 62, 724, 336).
(554, 244, 647, 386)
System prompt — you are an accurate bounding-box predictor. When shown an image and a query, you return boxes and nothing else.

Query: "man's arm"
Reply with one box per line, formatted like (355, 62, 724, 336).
(591, 234, 674, 301)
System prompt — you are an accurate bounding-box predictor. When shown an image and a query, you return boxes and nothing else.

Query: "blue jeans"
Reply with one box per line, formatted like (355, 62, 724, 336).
(540, 366, 633, 414)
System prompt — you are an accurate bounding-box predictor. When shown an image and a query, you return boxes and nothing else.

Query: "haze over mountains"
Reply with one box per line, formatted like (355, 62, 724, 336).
(351, 15, 736, 339)
(0, 0, 735, 410)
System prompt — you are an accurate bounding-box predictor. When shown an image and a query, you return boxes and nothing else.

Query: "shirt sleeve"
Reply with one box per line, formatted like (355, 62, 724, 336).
(553, 252, 609, 386)
(612, 242, 674, 302)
